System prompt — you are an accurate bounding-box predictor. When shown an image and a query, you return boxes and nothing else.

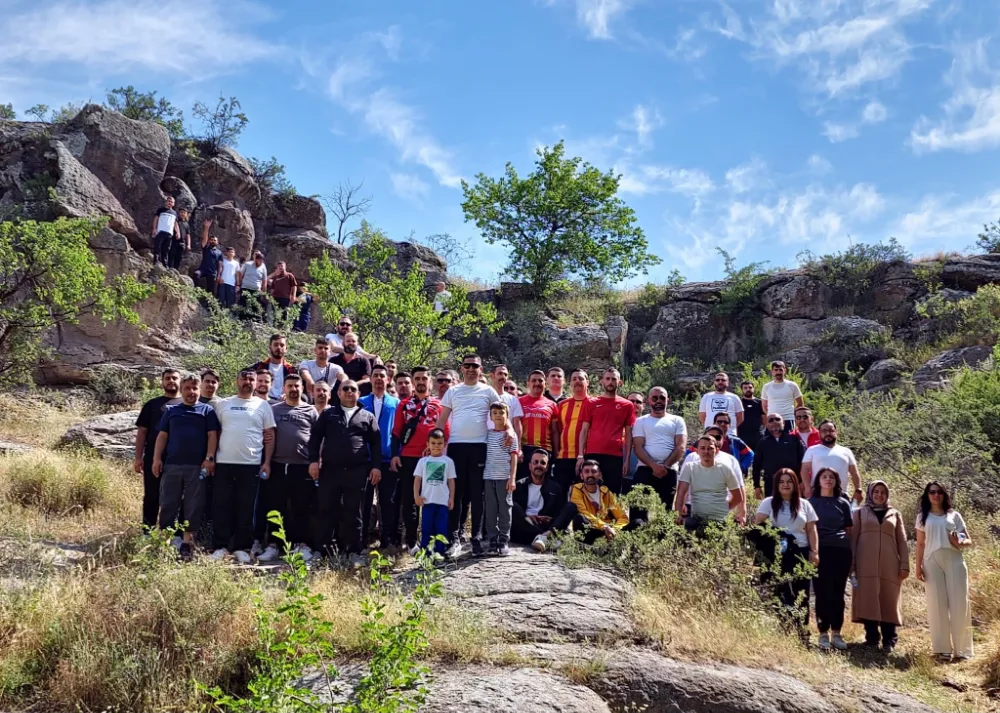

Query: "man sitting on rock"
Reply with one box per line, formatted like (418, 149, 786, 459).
(510, 449, 565, 550)
(532, 459, 630, 551)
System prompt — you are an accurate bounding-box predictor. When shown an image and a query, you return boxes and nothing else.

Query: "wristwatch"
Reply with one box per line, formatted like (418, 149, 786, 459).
(206, 456, 215, 462)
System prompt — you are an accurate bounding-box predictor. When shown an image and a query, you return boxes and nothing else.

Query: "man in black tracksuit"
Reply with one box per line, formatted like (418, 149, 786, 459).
(752, 411, 805, 499)
(510, 450, 566, 545)
(308, 379, 381, 560)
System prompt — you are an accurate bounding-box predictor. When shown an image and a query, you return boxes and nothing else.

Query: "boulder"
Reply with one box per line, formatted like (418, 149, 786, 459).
(870, 261, 922, 313)
(938, 254, 1000, 292)
(159, 175, 197, 212)
(759, 274, 832, 320)
(62, 104, 171, 249)
(58, 411, 138, 458)
(861, 358, 909, 391)
(272, 194, 326, 233)
(645, 301, 721, 360)
(762, 316, 888, 351)
(423, 667, 611, 713)
(199, 201, 254, 260)
(387, 240, 447, 284)
(256, 229, 348, 280)
(665, 280, 726, 304)
(912, 346, 993, 393)
(49, 141, 138, 238)
(191, 147, 261, 212)
(537, 318, 626, 374)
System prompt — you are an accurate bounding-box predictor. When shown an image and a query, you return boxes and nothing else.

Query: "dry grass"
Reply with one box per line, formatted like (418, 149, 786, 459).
(0, 391, 98, 449)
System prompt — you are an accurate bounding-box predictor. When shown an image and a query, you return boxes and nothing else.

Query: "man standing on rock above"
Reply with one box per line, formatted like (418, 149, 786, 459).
(236, 251, 268, 317)
(544, 367, 567, 403)
(436, 353, 504, 558)
(151, 195, 179, 267)
(360, 364, 400, 552)
(325, 315, 367, 355)
(792, 406, 822, 450)
(267, 261, 298, 314)
(631, 387, 687, 523)
(250, 333, 297, 402)
(292, 282, 313, 333)
(490, 364, 524, 445)
(761, 361, 804, 433)
(152, 372, 219, 561)
(134, 368, 182, 530)
(675, 434, 746, 531)
(800, 420, 863, 503)
(584, 367, 636, 496)
(510, 449, 565, 550)
(518, 370, 560, 479)
(194, 219, 222, 297)
(309, 380, 382, 565)
(753, 412, 805, 500)
(167, 207, 191, 270)
(553, 369, 594, 495)
(698, 372, 744, 428)
(738, 380, 764, 451)
(391, 365, 447, 553)
(217, 246, 240, 308)
(332, 332, 372, 397)
(212, 369, 276, 563)
(299, 338, 345, 404)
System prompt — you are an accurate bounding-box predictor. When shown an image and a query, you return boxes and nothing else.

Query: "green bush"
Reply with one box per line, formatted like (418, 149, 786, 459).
(714, 249, 772, 317)
(917, 284, 1000, 348)
(797, 238, 909, 306)
(4, 453, 109, 513)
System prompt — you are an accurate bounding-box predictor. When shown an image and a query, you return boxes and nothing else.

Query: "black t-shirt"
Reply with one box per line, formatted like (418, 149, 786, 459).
(738, 397, 764, 442)
(332, 354, 372, 396)
(173, 221, 189, 243)
(544, 390, 568, 403)
(809, 495, 854, 548)
(199, 245, 223, 275)
(135, 395, 181, 462)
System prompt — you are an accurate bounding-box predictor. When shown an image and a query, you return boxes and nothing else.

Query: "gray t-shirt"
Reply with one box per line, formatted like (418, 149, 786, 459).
(809, 495, 854, 548)
(484, 430, 518, 480)
(239, 261, 267, 290)
(270, 402, 318, 465)
(679, 459, 742, 521)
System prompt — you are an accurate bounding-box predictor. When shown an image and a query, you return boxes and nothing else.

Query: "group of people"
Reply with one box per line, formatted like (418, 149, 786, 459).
(134, 303, 976, 661)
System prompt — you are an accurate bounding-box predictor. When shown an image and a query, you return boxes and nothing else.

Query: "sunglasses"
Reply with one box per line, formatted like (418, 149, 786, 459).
(339, 322, 351, 326)
(341, 386, 358, 393)
(715, 420, 730, 425)
(461, 363, 481, 369)
(436, 378, 450, 383)
(795, 415, 810, 419)
(767, 417, 782, 423)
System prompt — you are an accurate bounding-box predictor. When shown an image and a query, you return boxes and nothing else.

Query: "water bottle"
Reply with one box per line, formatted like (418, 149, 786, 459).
(780, 539, 788, 554)
(850, 574, 858, 589)
(259, 469, 269, 480)
(199, 468, 208, 480)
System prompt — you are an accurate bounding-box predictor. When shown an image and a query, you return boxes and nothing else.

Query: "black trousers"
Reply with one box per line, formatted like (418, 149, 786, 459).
(212, 463, 260, 552)
(630, 465, 678, 523)
(153, 231, 172, 265)
(768, 542, 811, 628)
(447, 442, 487, 545)
(814, 546, 853, 633)
(168, 241, 184, 269)
(586, 453, 624, 495)
(395, 456, 421, 548)
(260, 463, 308, 546)
(287, 467, 318, 547)
(863, 620, 898, 648)
(194, 272, 218, 296)
(141, 459, 160, 529)
(361, 470, 377, 547)
(316, 465, 368, 555)
(375, 461, 400, 547)
(552, 458, 578, 496)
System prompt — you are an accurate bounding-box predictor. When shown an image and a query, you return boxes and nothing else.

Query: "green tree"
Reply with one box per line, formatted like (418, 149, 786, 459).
(50, 102, 84, 124)
(25, 104, 50, 122)
(105, 85, 184, 138)
(308, 221, 501, 367)
(249, 156, 295, 197)
(192, 95, 248, 153)
(461, 141, 659, 296)
(0, 103, 16, 120)
(0, 218, 151, 383)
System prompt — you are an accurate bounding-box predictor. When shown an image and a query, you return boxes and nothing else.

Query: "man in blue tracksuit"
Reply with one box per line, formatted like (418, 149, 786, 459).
(359, 363, 400, 550)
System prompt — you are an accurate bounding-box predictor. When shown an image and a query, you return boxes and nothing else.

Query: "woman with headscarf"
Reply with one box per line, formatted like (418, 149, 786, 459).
(915, 482, 974, 662)
(850, 480, 909, 652)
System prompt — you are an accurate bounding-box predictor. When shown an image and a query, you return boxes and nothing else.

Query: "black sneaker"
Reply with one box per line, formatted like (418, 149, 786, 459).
(471, 540, 485, 557)
(498, 542, 511, 557)
(179, 542, 194, 562)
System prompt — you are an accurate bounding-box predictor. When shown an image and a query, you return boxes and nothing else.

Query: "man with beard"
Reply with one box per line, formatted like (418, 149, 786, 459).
(711, 412, 755, 477)
(391, 366, 447, 553)
(801, 420, 862, 502)
(299, 338, 345, 404)
(752, 411, 805, 499)
(553, 369, 595, 495)
(631, 387, 687, 523)
(761, 361, 804, 433)
(198, 368, 223, 410)
(134, 368, 182, 529)
(584, 367, 635, 496)
(360, 364, 400, 551)
(152, 373, 219, 561)
(194, 218, 223, 297)
(698, 372, 744, 428)
(738, 380, 764, 451)
(312, 381, 332, 413)
(435, 370, 454, 399)
(510, 449, 564, 550)
(792, 407, 822, 450)
(260, 374, 318, 562)
(544, 367, 567, 403)
(518, 370, 560, 479)
(332, 332, 372, 396)
(309, 380, 382, 566)
(324, 315, 367, 355)
(211, 369, 276, 563)
(236, 251, 268, 317)
(249, 333, 297, 401)
(394, 371, 413, 400)
(536, 460, 629, 547)
(676, 435, 746, 531)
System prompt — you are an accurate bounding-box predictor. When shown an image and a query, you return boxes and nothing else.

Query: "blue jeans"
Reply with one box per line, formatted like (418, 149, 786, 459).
(218, 283, 236, 308)
(420, 503, 449, 554)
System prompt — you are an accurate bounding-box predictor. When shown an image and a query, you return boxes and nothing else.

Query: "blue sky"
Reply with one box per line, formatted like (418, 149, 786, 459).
(3, 0, 1000, 284)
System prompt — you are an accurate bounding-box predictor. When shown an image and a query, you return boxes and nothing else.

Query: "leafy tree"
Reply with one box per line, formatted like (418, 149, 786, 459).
(249, 156, 295, 198)
(0, 218, 151, 384)
(105, 85, 184, 138)
(461, 141, 660, 296)
(25, 104, 50, 122)
(50, 102, 84, 124)
(0, 103, 16, 120)
(715, 248, 772, 316)
(322, 178, 372, 244)
(191, 95, 248, 153)
(976, 220, 1000, 253)
(308, 221, 501, 367)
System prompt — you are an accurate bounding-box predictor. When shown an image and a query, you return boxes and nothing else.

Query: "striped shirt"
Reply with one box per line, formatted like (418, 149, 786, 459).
(557, 397, 594, 460)
(485, 430, 518, 480)
(518, 394, 559, 450)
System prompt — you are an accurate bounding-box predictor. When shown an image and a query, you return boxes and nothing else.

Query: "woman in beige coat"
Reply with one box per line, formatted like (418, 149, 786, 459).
(850, 480, 909, 652)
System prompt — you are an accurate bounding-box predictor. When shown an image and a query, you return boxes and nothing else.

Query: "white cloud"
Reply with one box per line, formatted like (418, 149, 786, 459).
(617, 163, 714, 198)
(575, 0, 631, 40)
(862, 100, 888, 123)
(328, 58, 372, 100)
(823, 121, 860, 142)
(890, 189, 1000, 246)
(725, 158, 767, 194)
(618, 104, 663, 147)
(390, 172, 430, 203)
(0, 0, 278, 78)
(807, 154, 833, 174)
(369, 25, 403, 61)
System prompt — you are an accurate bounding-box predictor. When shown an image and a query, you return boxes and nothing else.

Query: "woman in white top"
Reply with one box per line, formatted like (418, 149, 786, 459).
(753, 468, 819, 628)
(915, 482, 974, 662)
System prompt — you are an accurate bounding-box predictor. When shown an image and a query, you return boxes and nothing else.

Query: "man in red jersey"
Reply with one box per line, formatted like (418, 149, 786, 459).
(518, 370, 560, 479)
(585, 366, 636, 495)
(553, 369, 594, 495)
(390, 365, 448, 554)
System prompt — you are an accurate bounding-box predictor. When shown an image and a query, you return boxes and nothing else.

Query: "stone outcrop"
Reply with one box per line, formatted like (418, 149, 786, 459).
(271, 194, 326, 233)
(387, 241, 448, 284)
(912, 346, 993, 393)
(58, 410, 139, 458)
(861, 358, 909, 391)
(537, 317, 628, 374)
(50, 141, 139, 237)
(759, 274, 832, 320)
(256, 229, 348, 280)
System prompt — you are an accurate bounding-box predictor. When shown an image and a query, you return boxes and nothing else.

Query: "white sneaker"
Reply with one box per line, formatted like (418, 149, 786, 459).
(532, 534, 548, 553)
(170, 535, 183, 551)
(818, 633, 832, 651)
(348, 553, 367, 568)
(233, 550, 254, 564)
(408, 544, 422, 557)
(298, 547, 315, 562)
(209, 548, 230, 561)
(257, 544, 281, 562)
(831, 633, 848, 651)
(250, 540, 263, 556)
(445, 542, 464, 559)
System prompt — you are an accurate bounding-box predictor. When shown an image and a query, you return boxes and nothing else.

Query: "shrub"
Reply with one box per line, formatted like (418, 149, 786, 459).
(3, 452, 109, 513)
(917, 284, 1000, 348)
(714, 249, 771, 317)
(797, 238, 909, 306)
(975, 220, 1000, 254)
(87, 367, 147, 407)
(191, 95, 248, 153)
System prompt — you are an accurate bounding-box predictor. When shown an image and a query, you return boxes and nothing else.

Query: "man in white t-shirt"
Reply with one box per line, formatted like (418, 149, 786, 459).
(698, 372, 744, 428)
(436, 353, 504, 557)
(761, 361, 804, 432)
(211, 369, 276, 563)
(324, 315, 367, 355)
(299, 337, 346, 402)
(237, 252, 268, 317)
(433, 281, 452, 313)
(216, 246, 240, 308)
(489, 363, 523, 443)
(675, 434, 746, 529)
(151, 195, 180, 267)
(632, 386, 687, 519)
(801, 420, 863, 503)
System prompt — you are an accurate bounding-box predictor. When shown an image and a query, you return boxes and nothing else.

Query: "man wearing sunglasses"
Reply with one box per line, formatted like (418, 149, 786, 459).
(751, 411, 805, 499)
(631, 387, 686, 523)
(324, 315, 367, 356)
(791, 407, 822, 450)
(434, 370, 454, 399)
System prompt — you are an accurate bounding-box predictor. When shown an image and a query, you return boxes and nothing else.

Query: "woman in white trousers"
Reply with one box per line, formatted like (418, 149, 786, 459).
(915, 482, 974, 662)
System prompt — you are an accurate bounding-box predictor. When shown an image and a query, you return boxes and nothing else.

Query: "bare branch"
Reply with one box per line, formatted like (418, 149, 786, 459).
(321, 178, 373, 245)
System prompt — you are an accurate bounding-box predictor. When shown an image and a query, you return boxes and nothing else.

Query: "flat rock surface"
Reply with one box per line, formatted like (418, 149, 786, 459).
(443, 547, 633, 643)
